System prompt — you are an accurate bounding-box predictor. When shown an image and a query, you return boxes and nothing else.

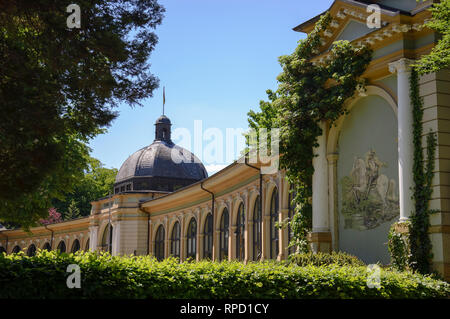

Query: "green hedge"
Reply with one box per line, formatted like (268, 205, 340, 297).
(0, 250, 448, 299)
(288, 252, 366, 267)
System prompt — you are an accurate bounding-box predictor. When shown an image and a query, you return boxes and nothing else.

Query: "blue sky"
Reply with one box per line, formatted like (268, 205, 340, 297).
(88, 0, 334, 175)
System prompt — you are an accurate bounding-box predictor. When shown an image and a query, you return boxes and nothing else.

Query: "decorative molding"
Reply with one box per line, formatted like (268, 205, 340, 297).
(342, 8, 367, 22)
(314, 21, 420, 65)
(412, 23, 423, 31)
(327, 153, 339, 164)
(390, 23, 412, 34)
(388, 58, 415, 74)
(336, 11, 346, 19)
(382, 30, 393, 38)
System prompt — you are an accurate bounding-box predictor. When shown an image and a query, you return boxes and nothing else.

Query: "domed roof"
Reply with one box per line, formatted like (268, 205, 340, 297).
(114, 115, 208, 193)
(155, 114, 171, 124)
(115, 140, 207, 183)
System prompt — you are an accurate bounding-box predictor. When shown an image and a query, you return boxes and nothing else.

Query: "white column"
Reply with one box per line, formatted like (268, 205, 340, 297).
(312, 121, 329, 232)
(111, 221, 121, 256)
(389, 58, 415, 222)
(89, 225, 98, 251)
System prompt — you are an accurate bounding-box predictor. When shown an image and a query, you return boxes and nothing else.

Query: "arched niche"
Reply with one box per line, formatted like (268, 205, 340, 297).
(327, 86, 399, 264)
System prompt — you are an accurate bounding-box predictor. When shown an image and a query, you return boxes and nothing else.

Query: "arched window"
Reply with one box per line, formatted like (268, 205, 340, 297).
(253, 195, 262, 261)
(203, 214, 213, 259)
(85, 238, 90, 251)
(101, 223, 113, 253)
(270, 188, 279, 259)
(71, 239, 80, 253)
(186, 218, 197, 260)
(219, 208, 229, 261)
(0, 246, 6, 255)
(235, 203, 245, 261)
(171, 221, 181, 258)
(154, 225, 165, 261)
(27, 244, 37, 257)
(57, 241, 66, 253)
(288, 185, 297, 256)
(12, 246, 21, 254)
(43, 242, 51, 251)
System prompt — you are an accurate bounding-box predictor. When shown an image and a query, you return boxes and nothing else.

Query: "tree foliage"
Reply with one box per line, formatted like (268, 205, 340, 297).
(415, 0, 450, 74)
(0, 0, 164, 225)
(52, 157, 118, 220)
(39, 208, 63, 226)
(247, 12, 372, 252)
(0, 135, 89, 229)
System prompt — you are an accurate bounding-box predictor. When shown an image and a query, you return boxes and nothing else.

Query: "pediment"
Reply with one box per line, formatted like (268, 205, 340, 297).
(293, 0, 406, 51)
(334, 19, 374, 43)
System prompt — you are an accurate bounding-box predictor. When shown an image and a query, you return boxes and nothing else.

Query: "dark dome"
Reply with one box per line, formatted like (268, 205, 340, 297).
(155, 115, 171, 124)
(114, 115, 208, 194)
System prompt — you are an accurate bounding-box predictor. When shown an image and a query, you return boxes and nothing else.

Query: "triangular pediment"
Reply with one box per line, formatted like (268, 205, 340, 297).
(302, 1, 403, 50)
(334, 19, 373, 43)
(292, 0, 414, 53)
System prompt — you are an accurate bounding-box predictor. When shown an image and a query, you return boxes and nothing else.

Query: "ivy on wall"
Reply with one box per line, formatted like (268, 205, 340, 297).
(387, 221, 411, 272)
(246, 12, 372, 253)
(409, 68, 438, 274)
(388, 68, 438, 274)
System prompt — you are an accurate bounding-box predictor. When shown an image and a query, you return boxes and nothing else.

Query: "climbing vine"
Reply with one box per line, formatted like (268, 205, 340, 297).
(247, 12, 372, 253)
(387, 221, 411, 272)
(388, 68, 438, 274)
(409, 68, 438, 274)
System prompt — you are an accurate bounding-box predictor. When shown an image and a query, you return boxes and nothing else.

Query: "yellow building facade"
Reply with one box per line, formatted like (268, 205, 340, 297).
(1, 0, 449, 280)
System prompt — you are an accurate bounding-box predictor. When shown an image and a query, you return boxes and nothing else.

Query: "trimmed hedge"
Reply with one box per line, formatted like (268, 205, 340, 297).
(288, 252, 366, 267)
(0, 250, 448, 299)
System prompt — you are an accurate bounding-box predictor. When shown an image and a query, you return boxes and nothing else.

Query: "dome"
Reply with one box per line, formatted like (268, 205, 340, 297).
(155, 114, 171, 124)
(114, 115, 208, 194)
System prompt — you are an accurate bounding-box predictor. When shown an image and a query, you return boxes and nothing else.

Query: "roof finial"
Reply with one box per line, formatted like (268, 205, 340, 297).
(163, 86, 165, 115)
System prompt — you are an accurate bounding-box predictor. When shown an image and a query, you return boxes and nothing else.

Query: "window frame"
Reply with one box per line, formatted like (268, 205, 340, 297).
(154, 225, 165, 261)
(219, 208, 229, 261)
(235, 203, 245, 261)
(203, 214, 213, 259)
(171, 221, 181, 258)
(270, 188, 279, 259)
(186, 218, 197, 260)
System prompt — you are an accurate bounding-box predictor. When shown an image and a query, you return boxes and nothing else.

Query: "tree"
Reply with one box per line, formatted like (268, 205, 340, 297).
(0, 134, 89, 229)
(415, 0, 450, 74)
(0, 0, 164, 225)
(39, 208, 63, 226)
(64, 200, 82, 221)
(52, 156, 118, 219)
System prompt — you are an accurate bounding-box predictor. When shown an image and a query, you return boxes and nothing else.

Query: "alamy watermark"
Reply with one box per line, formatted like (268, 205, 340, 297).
(170, 121, 280, 175)
(67, 4, 81, 29)
(66, 264, 81, 289)
(366, 264, 381, 289)
(366, 4, 381, 29)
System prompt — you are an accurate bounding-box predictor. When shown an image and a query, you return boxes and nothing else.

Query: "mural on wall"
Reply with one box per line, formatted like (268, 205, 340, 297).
(340, 149, 399, 230)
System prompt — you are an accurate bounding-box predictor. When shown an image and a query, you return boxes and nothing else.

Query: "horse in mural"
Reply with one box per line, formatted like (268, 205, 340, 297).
(342, 150, 399, 230)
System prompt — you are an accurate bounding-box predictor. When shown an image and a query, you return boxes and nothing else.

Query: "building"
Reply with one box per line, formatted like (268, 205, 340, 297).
(1, 0, 449, 280)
